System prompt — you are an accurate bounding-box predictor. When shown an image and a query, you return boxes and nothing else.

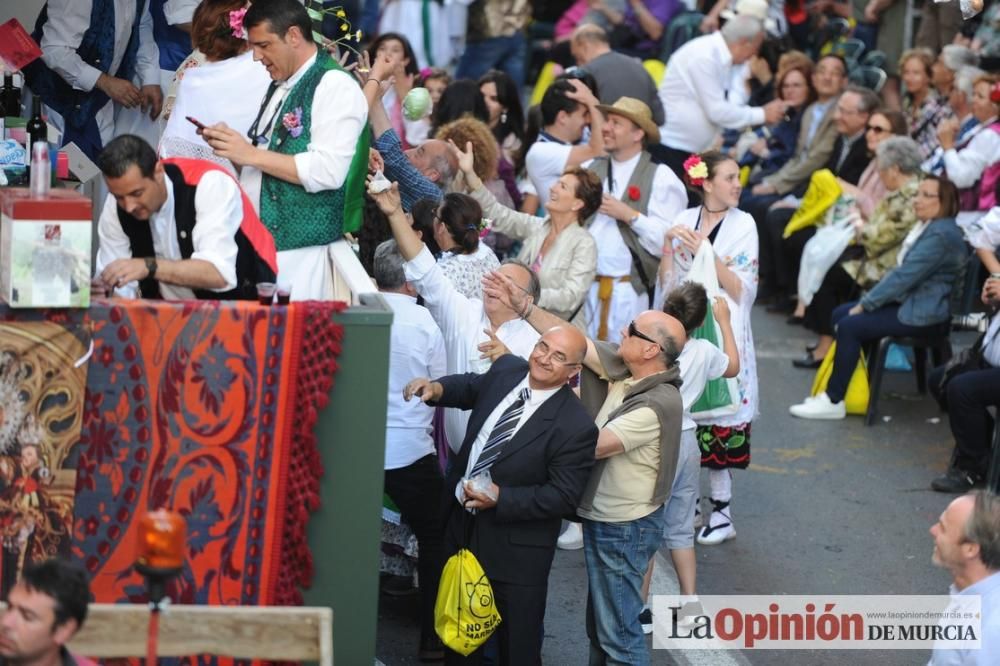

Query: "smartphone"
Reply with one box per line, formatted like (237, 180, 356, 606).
(185, 116, 206, 131)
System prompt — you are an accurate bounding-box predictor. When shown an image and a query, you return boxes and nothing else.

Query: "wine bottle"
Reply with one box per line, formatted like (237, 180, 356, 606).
(1, 73, 20, 117)
(26, 97, 47, 186)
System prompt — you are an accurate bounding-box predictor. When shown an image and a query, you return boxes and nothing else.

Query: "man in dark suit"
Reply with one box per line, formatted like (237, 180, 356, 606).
(403, 326, 598, 665)
(759, 85, 878, 316)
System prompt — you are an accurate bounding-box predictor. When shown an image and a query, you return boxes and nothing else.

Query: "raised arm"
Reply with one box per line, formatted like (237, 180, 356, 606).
(453, 140, 545, 240)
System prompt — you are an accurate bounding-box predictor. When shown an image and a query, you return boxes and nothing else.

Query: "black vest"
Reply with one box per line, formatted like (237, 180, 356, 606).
(117, 163, 276, 300)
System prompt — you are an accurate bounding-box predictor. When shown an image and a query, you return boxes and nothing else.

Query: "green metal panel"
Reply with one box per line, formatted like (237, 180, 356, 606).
(304, 293, 392, 665)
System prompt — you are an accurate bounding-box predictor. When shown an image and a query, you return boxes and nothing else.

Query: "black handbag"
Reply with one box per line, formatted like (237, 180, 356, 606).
(933, 325, 994, 411)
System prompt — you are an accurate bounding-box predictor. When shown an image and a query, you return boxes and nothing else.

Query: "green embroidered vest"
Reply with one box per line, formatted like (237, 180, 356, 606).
(259, 49, 370, 251)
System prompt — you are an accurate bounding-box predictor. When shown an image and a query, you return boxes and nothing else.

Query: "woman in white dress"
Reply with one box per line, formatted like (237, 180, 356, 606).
(159, 0, 271, 172)
(659, 151, 759, 547)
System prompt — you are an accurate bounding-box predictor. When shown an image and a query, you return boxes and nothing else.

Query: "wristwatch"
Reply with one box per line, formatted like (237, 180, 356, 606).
(144, 256, 158, 279)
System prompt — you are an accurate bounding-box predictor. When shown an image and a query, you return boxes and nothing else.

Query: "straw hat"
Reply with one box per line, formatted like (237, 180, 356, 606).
(595, 97, 660, 144)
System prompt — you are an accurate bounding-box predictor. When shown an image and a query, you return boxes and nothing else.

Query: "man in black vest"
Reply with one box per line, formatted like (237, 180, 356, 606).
(93, 135, 277, 300)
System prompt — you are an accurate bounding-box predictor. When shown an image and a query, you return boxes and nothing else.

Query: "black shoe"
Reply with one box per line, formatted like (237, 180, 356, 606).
(418, 635, 445, 662)
(931, 468, 984, 493)
(639, 607, 653, 635)
(766, 297, 795, 314)
(792, 354, 822, 369)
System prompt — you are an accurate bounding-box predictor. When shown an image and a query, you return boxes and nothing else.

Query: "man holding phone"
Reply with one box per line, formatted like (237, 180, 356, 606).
(93, 134, 277, 300)
(201, 0, 368, 300)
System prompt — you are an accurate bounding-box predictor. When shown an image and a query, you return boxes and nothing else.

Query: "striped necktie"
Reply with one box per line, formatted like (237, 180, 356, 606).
(470, 388, 531, 477)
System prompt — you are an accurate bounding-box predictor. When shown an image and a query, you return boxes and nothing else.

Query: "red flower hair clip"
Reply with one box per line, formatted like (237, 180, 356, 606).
(991, 81, 1000, 104)
(683, 154, 708, 187)
(627, 185, 641, 201)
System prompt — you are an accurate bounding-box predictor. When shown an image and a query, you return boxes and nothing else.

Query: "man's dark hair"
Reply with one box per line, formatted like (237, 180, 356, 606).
(817, 53, 848, 77)
(663, 282, 709, 334)
(501, 258, 541, 303)
(540, 80, 583, 127)
(243, 0, 314, 43)
(97, 135, 158, 179)
(21, 559, 90, 631)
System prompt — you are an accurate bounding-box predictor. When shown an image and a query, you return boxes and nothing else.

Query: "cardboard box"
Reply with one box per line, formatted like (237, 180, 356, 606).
(0, 188, 91, 307)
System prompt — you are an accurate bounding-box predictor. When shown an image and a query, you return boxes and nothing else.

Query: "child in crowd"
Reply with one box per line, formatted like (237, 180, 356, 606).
(639, 281, 741, 633)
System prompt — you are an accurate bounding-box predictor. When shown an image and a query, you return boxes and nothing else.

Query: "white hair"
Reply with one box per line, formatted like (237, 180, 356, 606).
(954, 65, 986, 100)
(941, 45, 979, 72)
(721, 14, 764, 44)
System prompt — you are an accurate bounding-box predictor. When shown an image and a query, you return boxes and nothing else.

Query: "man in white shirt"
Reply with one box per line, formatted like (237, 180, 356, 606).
(657, 14, 785, 182)
(927, 491, 1000, 665)
(371, 182, 541, 451)
(202, 0, 368, 300)
(94, 135, 277, 300)
(23, 0, 162, 160)
(525, 78, 606, 209)
(374, 239, 447, 663)
(584, 98, 686, 343)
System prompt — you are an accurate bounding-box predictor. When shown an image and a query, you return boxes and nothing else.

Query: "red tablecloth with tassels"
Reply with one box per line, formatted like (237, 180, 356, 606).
(0, 299, 346, 606)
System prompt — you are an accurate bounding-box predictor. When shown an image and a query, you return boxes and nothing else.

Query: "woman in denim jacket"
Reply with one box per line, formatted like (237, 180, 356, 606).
(789, 175, 967, 419)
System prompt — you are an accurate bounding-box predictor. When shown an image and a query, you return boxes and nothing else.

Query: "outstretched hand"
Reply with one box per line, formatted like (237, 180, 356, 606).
(448, 140, 477, 178)
(478, 328, 510, 362)
(368, 178, 402, 215)
(482, 271, 531, 316)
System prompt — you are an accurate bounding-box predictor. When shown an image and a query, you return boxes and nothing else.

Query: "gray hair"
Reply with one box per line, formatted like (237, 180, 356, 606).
(875, 136, 924, 175)
(721, 14, 764, 44)
(954, 65, 986, 100)
(963, 491, 1000, 570)
(843, 85, 880, 115)
(650, 323, 681, 368)
(374, 239, 406, 290)
(500, 258, 541, 303)
(429, 153, 456, 190)
(941, 45, 979, 72)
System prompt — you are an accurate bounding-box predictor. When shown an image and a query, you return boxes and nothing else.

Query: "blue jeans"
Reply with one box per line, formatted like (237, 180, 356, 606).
(455, 32, 527, 92)
(827, 301, 947, 403)
(583, 506, 665, 666)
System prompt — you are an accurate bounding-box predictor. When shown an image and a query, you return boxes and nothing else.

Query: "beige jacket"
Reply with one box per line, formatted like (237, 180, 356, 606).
(470, 185, 597, 325)
(763, 99, 839, 195)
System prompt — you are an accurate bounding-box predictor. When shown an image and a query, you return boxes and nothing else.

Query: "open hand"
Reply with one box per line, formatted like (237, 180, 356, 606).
(448, 139, 477, 179)
(482, 271, 531, 315)
(478, 328, 510, 362)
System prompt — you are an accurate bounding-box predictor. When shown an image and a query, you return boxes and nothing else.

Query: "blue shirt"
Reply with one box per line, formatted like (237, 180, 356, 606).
(373, 129, 443, 212)
(805, 99, 834, 148)
(929, 571, 1000, 665)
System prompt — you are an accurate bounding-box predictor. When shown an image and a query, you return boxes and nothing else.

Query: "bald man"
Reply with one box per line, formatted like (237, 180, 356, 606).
(483, 272, 686, 666)
(404, 326, 598, 665)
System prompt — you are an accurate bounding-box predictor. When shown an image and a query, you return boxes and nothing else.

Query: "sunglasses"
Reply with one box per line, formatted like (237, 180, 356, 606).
(865, 124, 890, 134)
(627, 320, 661, 349)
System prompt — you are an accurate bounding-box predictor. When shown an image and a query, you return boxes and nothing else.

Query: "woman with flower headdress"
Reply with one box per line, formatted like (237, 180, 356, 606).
(658, 150, 758, 546)
(159, 0, 272, 172)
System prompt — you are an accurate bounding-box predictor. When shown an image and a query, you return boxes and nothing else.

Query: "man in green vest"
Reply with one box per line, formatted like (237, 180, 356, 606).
(203, 0, 369, 300)
(583, 97, 687, 346)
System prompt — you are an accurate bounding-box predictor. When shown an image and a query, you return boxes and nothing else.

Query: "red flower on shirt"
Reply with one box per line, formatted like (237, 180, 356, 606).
(627, 185, 641, 201)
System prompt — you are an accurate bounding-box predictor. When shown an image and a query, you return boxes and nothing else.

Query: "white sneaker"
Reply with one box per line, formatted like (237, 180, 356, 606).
(557, 522, 583, 550)
(788, 392, 846, 420)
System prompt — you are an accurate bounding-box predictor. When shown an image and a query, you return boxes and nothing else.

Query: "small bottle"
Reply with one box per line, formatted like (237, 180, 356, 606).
(30, 141, 50, 197)
(2, 73, 20, 117)
(26, 97, 47, 186)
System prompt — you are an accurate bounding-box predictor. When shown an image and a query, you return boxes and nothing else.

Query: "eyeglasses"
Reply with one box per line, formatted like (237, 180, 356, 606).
(532, 340, 579, 366)
(627, 320, 661, 349)
(865, 124, 890, 134)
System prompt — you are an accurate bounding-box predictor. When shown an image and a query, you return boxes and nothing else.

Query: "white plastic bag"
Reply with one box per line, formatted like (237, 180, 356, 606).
(686, 241, 741, 419)
(797, 217, 856, 306)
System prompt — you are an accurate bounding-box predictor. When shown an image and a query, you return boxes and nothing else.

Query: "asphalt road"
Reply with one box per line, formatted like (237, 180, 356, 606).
(376, 304, 978, 665)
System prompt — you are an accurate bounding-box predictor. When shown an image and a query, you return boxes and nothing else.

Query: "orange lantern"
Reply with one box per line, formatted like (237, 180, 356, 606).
(135, 509, 186, 574)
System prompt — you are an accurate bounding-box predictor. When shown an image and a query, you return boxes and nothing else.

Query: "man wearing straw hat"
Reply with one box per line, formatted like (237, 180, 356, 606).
(581, 97, 686, 345)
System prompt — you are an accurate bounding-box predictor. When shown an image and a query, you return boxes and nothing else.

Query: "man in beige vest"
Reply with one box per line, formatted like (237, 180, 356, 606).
(583, 98, 686, 345)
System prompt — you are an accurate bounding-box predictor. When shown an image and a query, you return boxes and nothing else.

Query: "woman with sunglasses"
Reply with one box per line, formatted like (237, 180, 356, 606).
(658, 151, 758, 547)
(790, 176, 967, 419)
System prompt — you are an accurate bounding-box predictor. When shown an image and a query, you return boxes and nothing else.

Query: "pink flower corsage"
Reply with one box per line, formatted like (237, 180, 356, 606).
(478, 217, 493, 239)
(282, 107, 304, 138)
(229, 7, 248, 39)
(683, 154, 708, 187)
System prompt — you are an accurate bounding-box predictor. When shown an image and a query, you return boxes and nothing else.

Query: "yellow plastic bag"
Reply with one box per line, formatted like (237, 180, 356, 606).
(783, 169, 842, 238)
(434, 548, 502, 656)
(810, 342, 869, 415)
